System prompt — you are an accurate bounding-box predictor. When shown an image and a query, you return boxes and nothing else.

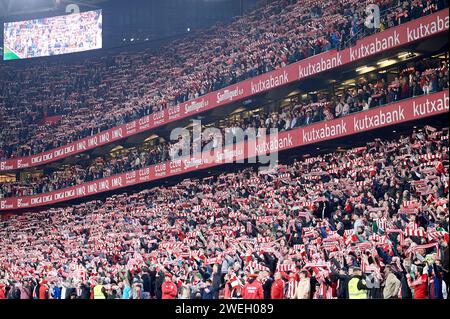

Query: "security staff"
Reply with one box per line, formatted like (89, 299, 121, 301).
(347, 267, 369, 299)
(93, 280, 107, 299)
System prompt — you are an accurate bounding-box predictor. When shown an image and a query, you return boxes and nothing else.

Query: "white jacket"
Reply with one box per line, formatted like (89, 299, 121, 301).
(294, 278, 311, 299)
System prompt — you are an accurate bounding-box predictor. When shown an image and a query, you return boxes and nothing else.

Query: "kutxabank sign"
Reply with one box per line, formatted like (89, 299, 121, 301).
(1, 91, 448, 211)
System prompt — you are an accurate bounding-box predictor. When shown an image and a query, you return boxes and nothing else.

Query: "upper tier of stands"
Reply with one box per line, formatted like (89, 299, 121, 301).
(1, 0, 447, 162)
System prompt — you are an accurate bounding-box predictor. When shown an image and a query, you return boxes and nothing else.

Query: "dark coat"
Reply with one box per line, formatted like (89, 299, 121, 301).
(211, 268, 222, 299)
(79, 284, 91, 299)
(336, 274, 350, 299)
(201, 286, 217, 299)
(142, 272, 151, 293)
(400, 273, 412, 299)
(262, 277, 274, 299)
(155, 271, 165, 299)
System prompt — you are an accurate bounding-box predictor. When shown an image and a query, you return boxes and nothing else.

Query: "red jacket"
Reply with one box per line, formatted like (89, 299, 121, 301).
(161, 282, 178, 299)
(410, 274, 429, 299)
(224, 282, 232, 299)
(39, 284, 49, 300)
(241, 280, 264, 299)
(270, 279, 285, 299)
(0, 286, 5, 299)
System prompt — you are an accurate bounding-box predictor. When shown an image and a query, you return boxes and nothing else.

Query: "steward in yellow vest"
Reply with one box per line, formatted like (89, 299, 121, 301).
(93, 284, 106, 299)
(347, 267, 369, 299)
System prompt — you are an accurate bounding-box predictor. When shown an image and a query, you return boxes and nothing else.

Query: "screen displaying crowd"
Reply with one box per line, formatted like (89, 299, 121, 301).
(3, 10, 102, 61)
(0, 0, 447, 160)
(0, 126, 448, 299)
(1, 60, 447, 199)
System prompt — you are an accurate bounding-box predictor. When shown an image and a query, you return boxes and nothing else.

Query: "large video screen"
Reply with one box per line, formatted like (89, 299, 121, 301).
(3, 10, 102, 60)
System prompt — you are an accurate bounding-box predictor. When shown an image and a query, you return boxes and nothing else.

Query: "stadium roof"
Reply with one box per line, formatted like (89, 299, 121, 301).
(0, 0, 108, 17)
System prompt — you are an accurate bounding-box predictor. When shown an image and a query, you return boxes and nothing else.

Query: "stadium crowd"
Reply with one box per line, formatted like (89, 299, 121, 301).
(1, 0, 448, 160)
(1, 61, 448, 199)
(0, 126, 448, 299)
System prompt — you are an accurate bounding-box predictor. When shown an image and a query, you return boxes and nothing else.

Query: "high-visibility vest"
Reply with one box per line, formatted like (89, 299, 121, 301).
(348, 277, 367, 299)
(93, 285, 105, 299)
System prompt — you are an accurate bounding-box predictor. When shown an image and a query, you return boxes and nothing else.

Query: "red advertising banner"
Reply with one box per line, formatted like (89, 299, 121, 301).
(0, 9, 448, 172)
(1, 91, 448, 211)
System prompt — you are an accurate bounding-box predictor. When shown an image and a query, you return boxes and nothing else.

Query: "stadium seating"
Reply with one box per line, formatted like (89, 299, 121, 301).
(1, 63, 448, 198)
(0, 0, 448, 301)
(0, 126, 448, 299)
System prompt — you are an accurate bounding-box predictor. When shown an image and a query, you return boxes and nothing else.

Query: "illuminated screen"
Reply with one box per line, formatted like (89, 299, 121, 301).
(3, 10, 102, 60)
